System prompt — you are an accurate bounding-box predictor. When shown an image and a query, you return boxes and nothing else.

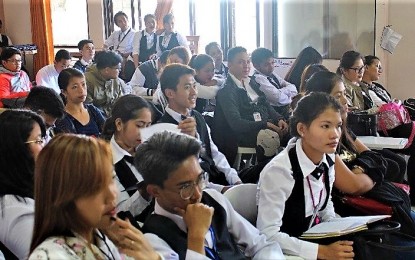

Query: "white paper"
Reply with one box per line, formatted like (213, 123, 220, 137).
(357, 136, 408, 149)
(140, 123, 181, 142)
(381, 26, 402, 54)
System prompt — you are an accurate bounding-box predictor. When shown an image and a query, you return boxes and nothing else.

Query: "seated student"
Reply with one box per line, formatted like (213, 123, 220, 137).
(299, 64, 329, 93)
(205, 42, 228, 79)
(0, 20, 12, 48)
(23, 86, 65, 141)
(257, 92, 354, 259)
(189, 54, 224, 113)
(85, 50, 129, 117)
(0, 47, 32, 107)
(135, 131, 284, 259)
(251, 47, 298, 119)
(132, 14, 157, 67)
(212, 46, 288, 165)
(35, 49, 71, 94)
(29, 134, 160, 259)
(0, 110, 46, 259)
(101, 95, 155, 220)
(284, 46, 323, 91)
(158, 63, 244, 192)
(130, 50, 169, 97)
(73, 39, 95, 73)
(55, 68, 106, 137)
(156, 13, 189, 56)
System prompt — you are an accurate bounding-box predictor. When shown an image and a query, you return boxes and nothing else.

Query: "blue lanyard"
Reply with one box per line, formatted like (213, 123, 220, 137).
(204, 226, 219, 260)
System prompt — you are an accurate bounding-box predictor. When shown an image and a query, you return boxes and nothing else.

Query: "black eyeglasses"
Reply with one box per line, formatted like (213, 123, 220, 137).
(348, 66, 365, 74)
(178, 172, 208, 200)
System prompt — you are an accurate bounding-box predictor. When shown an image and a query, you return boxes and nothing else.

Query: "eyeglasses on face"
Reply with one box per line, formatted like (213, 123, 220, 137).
(25, 138, 46, 145)
(7, 59, 22, 64)
(348, 66, 365, 74)
(178, 172, 208, 200)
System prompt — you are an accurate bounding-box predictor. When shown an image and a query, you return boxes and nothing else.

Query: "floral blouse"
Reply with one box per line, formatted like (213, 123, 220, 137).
(28, 231, 130, 260)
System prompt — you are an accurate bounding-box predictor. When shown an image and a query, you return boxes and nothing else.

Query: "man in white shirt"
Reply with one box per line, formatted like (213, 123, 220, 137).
(132, 14, 157, 68)
(134, 131, 284, 260)
(155, 13, 189, 56)
(35, 49, 71, 94)
(251, 47, 297, 119)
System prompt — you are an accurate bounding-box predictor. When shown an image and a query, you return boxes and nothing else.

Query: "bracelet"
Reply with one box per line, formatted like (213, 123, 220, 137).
(352, 165, 366, 174)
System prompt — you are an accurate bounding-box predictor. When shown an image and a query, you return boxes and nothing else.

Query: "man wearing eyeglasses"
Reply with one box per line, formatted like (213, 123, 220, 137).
(135, 131, 284, 260)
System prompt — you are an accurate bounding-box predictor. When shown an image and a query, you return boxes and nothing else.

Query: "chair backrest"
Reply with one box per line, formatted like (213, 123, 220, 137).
(224, 183, 258, 225)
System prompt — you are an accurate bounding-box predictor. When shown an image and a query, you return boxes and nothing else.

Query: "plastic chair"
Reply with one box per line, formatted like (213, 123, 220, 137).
(233, 146, 256, 170)
(224, 183, 258, 225)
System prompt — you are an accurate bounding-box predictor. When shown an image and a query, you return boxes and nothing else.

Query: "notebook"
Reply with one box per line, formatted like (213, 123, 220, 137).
(300, 215, 390, 239)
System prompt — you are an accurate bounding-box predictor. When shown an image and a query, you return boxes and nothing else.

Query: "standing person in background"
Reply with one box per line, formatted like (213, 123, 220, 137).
(156, 13, 189, 56)
(284, 46, 322, 91)
(0, 47, 32, 107)
(205, 42, 228, 79)
(73, 39, 95, 73)
(104, 11, 136, 82)
(35, 49, 71, 94)
(85, 50, 129, 117)
(132, 14, 157, 68)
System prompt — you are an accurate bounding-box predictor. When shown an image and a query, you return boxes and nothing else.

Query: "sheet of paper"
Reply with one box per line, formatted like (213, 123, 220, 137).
(140, 123, 181, 142)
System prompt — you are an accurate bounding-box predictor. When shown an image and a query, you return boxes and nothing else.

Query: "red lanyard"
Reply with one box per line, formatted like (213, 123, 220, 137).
(306, 174, 324, 214)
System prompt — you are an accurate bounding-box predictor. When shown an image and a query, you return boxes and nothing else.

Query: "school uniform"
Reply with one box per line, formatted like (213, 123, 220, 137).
(159, 106, 241, 191)
(129, 59, 159, 96)
(35, 64, 60, 94)
(110, 136, 152, 218)
(142, 189, 284, 260)
(214, 63, 228, 79)
(72, 59, 92, 73)
(155, 31, 189, 56)
(257, 138, 337, 259)
(104, 28, 135, 55)
(132, 30, 157, 63)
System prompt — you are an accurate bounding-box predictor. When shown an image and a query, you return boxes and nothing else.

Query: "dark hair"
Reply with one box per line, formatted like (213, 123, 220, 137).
(188, 54, 214, 71)
(134, 131, 201, 187)
(94, 50, 122, 70)
(159, 50, 170, 65)
(114, 11, 128, 22)
(251, 47, 273, 66)
(24, 87, 65, 119)
(227, 46, 247, 63)
(55, 49, 71, 62)
(163, 13, 174, 24)
(168, 46, 190, 65)
(0, 47, 21, 61)
(160, 64, 195, 97)
(305, 71, 343, 95)
(58, 68, 84, 92)
(284, 46, 322, 89)
(299, 64, 329, 93)
(336, 50, 363, 75)
(205, 42, 221, 55)
(289, 92, 342, 137)
(77, 39, 93, 50)
(144, 14, 156, 22)
(102, 95, 152, 140)
(0, 110, 46, 201)
(364, 55, 380, 66)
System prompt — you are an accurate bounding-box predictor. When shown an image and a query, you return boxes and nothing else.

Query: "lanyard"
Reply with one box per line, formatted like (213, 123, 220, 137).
(116, 28, 131, 50)
(306, 174, 324, 228)
(205, 226, 219, 260)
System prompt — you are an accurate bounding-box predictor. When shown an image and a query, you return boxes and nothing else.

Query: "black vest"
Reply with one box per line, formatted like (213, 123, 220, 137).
(142, 192, 246, 260)
(280, 146, 333, 237)
(139, 30, 157, 63)
(159, 33, 180, 52)
(137, 60, 159, 90)
(158, 111, 228, 185)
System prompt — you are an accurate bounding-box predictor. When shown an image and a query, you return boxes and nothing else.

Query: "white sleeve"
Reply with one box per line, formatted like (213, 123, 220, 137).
(35, 69, 48, 87)
(195, 82, 219, 99)
(132, 31, 142, 55)
(130, 68, 152, 96)
(369, 89, 386, 107)
(7, 36, 12, 46)
(176, 32, 190, 49)
(206, 190, 284, 259)
(254, 73, 297, 106)
(155, 35, 162, 56)
(104, 32, 116, 48)
(115, 176, 151, 217)
(273, 73, 298, 98)
(257, 162, 318, 259)
(0, 198, 33, 259)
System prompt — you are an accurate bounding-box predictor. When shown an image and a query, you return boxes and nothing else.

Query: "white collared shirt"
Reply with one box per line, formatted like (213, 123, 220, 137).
(110, 136, 150, 216)
(257, 138, 337, 259)
(132, 29, 157, 55)
(155, 31, 190, 56)
(144, 189, 284, 260)
(253, 70, 298, 106)
(35, 64, 60, 94)
(129, 59, 159, 96)
(164, 106, 242, 192)
(229, 73, 259, 103)
(104, 28, 136, 54)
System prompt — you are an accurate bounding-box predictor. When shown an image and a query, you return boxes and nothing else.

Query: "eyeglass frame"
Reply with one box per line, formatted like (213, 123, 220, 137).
(176, 171, 208, 200)
(6, 59, 23, 64)
(348, 65, 365, 74)
(25, 137, 46, 146)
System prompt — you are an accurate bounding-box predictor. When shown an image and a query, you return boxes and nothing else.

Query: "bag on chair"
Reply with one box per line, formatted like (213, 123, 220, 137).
(377, 102, 411, 134)
(347, 112, 378, 136)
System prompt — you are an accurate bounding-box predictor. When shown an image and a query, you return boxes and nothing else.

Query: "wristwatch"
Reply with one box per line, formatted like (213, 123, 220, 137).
(352, 165, 366, 174)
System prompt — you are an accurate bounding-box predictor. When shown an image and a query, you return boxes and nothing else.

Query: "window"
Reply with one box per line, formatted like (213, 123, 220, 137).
(112, 0, 139, 30)
(51, 0, 89, 46)
(234, 0, 257, 53)
(194, 0, 221, 53)
(172, 0, 191, 36)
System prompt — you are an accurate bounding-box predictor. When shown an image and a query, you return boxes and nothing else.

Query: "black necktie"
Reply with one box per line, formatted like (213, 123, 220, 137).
(311, 164, 325, 179)
(267, 74, 282, 89)
(123, 155, 134, 165)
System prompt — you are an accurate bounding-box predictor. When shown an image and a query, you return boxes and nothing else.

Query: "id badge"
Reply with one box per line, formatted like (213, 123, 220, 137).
(253, 112, 262, 122)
